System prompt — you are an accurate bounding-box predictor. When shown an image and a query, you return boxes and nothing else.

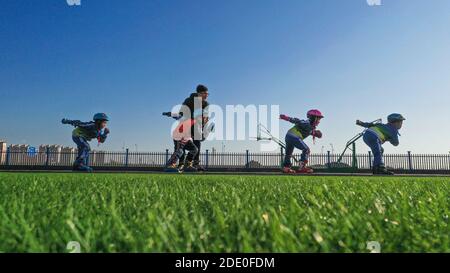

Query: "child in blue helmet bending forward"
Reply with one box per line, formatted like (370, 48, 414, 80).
(357, 113, 405, 175)
(62, 113, 110, 172)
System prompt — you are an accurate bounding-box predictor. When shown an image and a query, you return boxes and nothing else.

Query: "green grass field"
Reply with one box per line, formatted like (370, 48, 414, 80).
(0, 172, 448, 253)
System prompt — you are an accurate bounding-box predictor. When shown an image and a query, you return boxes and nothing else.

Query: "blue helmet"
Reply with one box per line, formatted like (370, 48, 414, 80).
(93, 113, 109, 121)
(387, 113, 405, 123)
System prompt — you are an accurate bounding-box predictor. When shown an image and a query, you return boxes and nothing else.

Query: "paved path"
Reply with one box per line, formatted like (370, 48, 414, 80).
(1, 170, 449, 177)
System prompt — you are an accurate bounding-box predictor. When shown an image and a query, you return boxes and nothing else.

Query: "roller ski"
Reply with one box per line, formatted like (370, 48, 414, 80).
(282, 167, 297, 174)
(183, 162, 199, 173)
(372, 165, 394, 176)
(72, 164, 93, 173)
(295, 161, 314, 174)
(164, 163, 182, 173)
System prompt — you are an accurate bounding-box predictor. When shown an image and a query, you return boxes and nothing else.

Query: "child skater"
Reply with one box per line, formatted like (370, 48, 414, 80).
(62, 113, 110, 172)
(357, 113, 405, 175)
(280, 109, 324, 174)
(164, 113, 200, 172)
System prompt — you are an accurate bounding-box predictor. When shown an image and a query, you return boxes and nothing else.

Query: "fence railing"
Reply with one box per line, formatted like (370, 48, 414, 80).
(1, 149, 449, 173)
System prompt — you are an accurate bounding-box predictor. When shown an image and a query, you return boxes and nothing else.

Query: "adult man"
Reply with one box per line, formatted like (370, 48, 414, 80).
(178, 84, 210, 171)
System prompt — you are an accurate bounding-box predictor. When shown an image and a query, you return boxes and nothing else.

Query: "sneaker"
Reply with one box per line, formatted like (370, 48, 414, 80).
(282, 167, 296, 174)
(373, 166, 394, 175)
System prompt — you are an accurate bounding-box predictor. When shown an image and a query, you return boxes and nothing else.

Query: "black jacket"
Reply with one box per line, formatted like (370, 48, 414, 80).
(182, 93, 209, 119)
(181, 93, 209, 140)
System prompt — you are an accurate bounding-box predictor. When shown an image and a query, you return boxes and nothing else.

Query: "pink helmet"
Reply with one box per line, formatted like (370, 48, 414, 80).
(307, 109, 324, 119)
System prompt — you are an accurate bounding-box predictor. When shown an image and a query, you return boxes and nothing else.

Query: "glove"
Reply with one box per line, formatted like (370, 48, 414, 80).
(356, 120, 363, 126)
(314, 130, 323, 138)
(61, 118, 69, 124)
(280, 114, 290, 121)
(104, 128, 110, 135)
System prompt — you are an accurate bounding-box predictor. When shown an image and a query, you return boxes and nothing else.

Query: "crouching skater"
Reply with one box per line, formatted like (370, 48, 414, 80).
(62, 113, 110, 172)
(357, 113, 405, 175)
(280, 109, 324, 174)
(165, 115, 199, 172)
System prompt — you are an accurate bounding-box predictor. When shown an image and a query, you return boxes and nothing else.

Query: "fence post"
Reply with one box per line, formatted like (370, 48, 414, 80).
(246, 150, 250, 169)
(5, 147, 11, 166)
(280, 147, 284, 168)
(165, 149, 169, 165)
(327, 151, 331, 169)
(448, 153, 450, 172)
(125, 148, 129, 167)
(368, 151, 372, 170)
(407, 151, 413, 173)
(205, 150, 209, 170)
(45, 147, 50, 166)
(352, 142, 358, 169)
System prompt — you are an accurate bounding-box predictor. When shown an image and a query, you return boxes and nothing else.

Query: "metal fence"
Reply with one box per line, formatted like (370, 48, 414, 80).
(1, 148, 449, 173)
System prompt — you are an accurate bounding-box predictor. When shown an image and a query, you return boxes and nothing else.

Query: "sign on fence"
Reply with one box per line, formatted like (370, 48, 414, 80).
(27, 147, 37, 157)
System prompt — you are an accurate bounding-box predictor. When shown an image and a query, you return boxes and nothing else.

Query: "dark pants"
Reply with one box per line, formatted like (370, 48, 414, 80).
(283, 133, 310, 167)
(179, 140, 202, 166)
(72, 136, 91, 166)
(168, 140, 199, 166)
(363, 130, 385, 167)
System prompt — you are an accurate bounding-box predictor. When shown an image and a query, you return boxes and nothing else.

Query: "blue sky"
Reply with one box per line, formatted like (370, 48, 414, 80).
(1, 0, 449, 153)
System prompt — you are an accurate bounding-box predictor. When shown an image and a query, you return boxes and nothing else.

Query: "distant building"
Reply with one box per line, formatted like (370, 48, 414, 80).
(9, 144, 30, 165)
(0, 140, 7, 164)
(90, 150, 106, 166)
(60, 147, 77, 166)
(9, 144, 29, 152)
(39, 145, 62, 165)
(1, 142, 109, 166)
(246, 160, 262, 169)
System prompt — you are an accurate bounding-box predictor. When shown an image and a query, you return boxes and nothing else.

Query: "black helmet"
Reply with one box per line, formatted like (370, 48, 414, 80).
(196, 84, 208, 93)
(93, 113, 109, 121)
(387, 113, 405, 123)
